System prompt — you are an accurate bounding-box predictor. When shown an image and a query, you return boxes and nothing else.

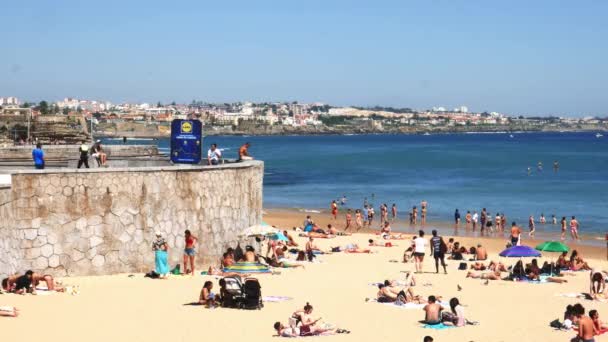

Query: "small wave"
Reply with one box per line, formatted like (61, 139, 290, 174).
(298, 209, 321, 213)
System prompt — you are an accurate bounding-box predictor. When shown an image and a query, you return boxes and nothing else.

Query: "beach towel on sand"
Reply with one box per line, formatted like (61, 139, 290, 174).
(372, 299, 449, 310)
(263, 296, 293, 302)
(224, 262, 271, 274)
(423, 323, 455, 330)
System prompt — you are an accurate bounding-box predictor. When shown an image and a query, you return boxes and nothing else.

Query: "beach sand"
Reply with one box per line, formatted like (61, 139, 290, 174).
(1, 209, 607, 342)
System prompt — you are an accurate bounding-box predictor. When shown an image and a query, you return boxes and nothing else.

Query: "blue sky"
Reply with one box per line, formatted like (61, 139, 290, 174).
(1, 0, 606, 116)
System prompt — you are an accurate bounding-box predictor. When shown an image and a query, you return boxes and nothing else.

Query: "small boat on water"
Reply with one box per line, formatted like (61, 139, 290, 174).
(509, 134, 514, 138)
(596, 133, 604, 138)
(423, 132, 431, 136)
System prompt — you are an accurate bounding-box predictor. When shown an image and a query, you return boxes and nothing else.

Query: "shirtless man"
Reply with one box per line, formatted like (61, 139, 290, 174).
(423, 296, 443, 325)
(305, 237, 320, 261)
(571, 216, 580, 241)
(412, 206, 418, 225)
(572, 303, 595, 342)
(475, 244, 487, 261)
(238, 142, 252, 161)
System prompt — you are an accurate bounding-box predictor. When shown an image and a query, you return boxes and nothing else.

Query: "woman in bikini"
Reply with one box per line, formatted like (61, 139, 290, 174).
(355, 209, 363, 231)
(561, 217, 567, 241)
(421, 201, 427, 226)
(570, 216, 580, 241)
(183, 230, 198, 275)
(528, 216, 535, 237)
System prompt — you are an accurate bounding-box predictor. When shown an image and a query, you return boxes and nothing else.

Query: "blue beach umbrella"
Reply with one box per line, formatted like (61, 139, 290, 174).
(499, 245, 541, 258)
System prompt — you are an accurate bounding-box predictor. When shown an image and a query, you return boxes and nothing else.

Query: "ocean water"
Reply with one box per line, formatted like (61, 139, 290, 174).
(104, 132, 608, 236)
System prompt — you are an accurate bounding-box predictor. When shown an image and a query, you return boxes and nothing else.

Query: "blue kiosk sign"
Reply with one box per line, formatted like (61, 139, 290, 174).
(170, 119, 202, 164)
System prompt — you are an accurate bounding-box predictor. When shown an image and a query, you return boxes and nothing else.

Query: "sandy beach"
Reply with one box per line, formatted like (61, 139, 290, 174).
(2, 209, 607, 342)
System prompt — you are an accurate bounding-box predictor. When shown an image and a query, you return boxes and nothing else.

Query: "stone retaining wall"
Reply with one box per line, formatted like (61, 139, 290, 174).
(0, 161, 263, 278)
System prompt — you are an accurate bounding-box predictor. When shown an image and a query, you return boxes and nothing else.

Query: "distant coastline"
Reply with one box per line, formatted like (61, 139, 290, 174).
(95, 124, 607, 138)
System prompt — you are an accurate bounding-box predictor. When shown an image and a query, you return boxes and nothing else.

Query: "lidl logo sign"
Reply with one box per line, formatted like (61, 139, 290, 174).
(181, 121, 193, 133)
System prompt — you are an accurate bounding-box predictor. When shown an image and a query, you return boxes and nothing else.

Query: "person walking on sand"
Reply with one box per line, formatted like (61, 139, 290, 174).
(495, 213, 502, 232)
(430, 230, 447, 274)
(345, 209, 352, 231)
(561, 216, 567, 241)
(331, 200, 338, 220)
(528, 215, 535, 237)
(510, 222, 521, 246)
(570, 216, 580, 241)
(454, 209, 461, 230)
(421, 200, 428, 226)
(183, 230, 198, 275)
(413, 230, 427, 273)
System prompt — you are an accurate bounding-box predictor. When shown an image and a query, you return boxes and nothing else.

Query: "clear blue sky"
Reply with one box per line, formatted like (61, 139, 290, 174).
(1, 0, 607, 116)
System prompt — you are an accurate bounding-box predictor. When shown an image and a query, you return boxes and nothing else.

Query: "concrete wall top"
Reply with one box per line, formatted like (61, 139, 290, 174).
(4, 160, 263, 176)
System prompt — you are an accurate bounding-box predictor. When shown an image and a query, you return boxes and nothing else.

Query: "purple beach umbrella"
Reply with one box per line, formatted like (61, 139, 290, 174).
(499, 245, 541, 258)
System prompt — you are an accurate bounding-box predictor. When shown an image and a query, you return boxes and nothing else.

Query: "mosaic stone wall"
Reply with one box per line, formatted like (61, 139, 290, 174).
(0, 162, 263, 278)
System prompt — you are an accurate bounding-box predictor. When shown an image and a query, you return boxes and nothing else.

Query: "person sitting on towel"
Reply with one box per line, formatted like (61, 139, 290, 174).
(423, 295, 443, 325)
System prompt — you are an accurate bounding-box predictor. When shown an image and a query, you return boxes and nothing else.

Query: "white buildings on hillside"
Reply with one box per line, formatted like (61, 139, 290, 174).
(0, 97, 20, 106)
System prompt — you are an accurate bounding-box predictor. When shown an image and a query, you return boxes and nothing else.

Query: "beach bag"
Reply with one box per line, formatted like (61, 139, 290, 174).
(549, 319, 562, 329)
(145, 271, 159, 279)
(458, 262, 467, 270)
(331, 247, 341, 252)
(171, 264, 181, 275)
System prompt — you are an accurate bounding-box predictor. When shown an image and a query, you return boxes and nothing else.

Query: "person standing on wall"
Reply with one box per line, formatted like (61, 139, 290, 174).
(183, 230, 198, 275)
(31, 143, 45, 169)
(77, 140, 90, 169)
(207, 143, 222, 165)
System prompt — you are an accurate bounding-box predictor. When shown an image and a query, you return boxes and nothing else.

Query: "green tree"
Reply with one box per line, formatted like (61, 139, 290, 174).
(77, 106, 83, 113)
(38, 101, 49, 114)
(170, 101, 176, 106)
(157, 101, 162, 108)
(62, 107, 70, 115)
(22, 102, 31, 108)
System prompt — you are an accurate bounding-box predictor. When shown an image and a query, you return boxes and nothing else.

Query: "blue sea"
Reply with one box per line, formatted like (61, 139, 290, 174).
(104, 132, 608, 236)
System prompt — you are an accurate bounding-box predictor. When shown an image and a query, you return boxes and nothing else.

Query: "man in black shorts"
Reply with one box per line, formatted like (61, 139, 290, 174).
(429, 230, 447, 274)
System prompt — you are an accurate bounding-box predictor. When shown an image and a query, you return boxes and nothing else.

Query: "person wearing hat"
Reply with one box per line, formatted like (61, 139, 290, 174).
(152, 231, 169, 278)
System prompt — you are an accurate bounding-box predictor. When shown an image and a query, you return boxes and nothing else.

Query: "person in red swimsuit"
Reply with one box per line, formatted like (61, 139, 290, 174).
(183, 230, 198, 275)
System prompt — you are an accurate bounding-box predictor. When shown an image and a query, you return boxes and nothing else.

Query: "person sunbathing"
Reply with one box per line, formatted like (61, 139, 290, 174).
(466, 270, 503, 280)
(0, 306, 19, 317)
(222, 252, 235, 267)
(283, 230, 298, 247)
(557, 252, 571, 269)
(590, 310, 608, 335)
(292, 302, 339, 336)
(470, 262, 487, 271)
(343, 243, 371, 253)
(13, 270, 35, 294)
(32, 272, 64, 292)
(198, 281, 217, 307)
(1, 274, 19, 292)
(525, 259, 542, 280)
(571, 251, 592, 271)
(242, 246, 258, 262)
(488, 261, 508, 272)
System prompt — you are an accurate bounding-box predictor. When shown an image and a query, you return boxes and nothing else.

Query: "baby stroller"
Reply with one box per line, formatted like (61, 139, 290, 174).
(220, 276, 263, 310)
